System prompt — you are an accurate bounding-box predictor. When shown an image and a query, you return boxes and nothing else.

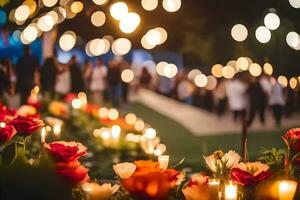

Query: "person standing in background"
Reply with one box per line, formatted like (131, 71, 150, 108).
(90, 58, 107, 104)
(40, 57, 57, 96)
(269, 82, 286, 127)
(69, 55, 84, 94)
(107, 60, 122, 107)
(0, 59, 10, 100)
(214, 78, 227, 117)
(15, 46, 39, 105)
(139, 67, 153, 89)
(83, 60, 93, 93)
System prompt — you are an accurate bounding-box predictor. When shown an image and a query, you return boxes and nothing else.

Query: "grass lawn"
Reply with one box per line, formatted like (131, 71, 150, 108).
(128, 103, 291, 171)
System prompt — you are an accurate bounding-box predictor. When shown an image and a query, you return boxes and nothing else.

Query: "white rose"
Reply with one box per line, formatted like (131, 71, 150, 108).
(113, 162, 136, 179)
(222, 150, 240, 169)
(82, 182, 119, 200)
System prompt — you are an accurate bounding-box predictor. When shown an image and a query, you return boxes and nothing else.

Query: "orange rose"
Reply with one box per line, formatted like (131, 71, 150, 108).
(134, 160, 161, 173)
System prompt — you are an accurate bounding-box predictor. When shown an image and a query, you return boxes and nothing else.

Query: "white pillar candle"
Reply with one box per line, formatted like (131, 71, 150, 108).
(209, 179, 220, 200)
(41, 127, 46, 144)
(279, 180, 298, 200)
(158, 155, 169, 170)
(225, 182, 237, 200)
(53, 124, 62, 137)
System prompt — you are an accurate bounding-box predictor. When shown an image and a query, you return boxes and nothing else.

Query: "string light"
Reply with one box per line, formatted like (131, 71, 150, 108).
(231, 24, 248, 42)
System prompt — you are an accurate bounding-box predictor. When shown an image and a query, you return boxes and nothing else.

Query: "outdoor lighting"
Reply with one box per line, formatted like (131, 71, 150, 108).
(155, 27, 168, 44)
(263, 63, 273, 75)
(23, 0, 37, 15)
(289, 77, 298, 89)
(188, 69, 202, 81)
(37, 15, 55, 32)
(236, 57, 249, 71)
(162, 0, 181, 12)
(163, 63, 178, 78)
(21, 24, 38, 44)
(110, 2, 128, 20)
(108, 108, 119, 120)
(40, 127, 46, 144)
(92, 0, 108, 5)
(141, 35, 156, 49)
(15, 5, 30, 22)
(206, 75, 218, 90)
(211, 64, 223, 78)
(141, 0, 158, 11)
(56, 7, 67, 23)
(278, 180, 298, 200)
(222, 65, 235, 79)
(89, 39, 107, 56)
(98, 107, 109, 119)
(112, 38, 132, 56)
(53, 124, 62, 137)
(194, 74, 208, 88)
(71, 1, 83, 14)
(255, 26, 271, 43)
(277, 76, 288, 88)
(0, 122, 6, 128)
(48, 11, 59, 24)
(111, 125, 121, 139)
(71, 98, 82, 109)
(156, 61, 168, 76)
(249, 63, 262, 77)
(146, 29, 162, 46)
(289, 0, 300, 8)
(158, 155, 169, 170)
(59, 31, 77, 52)
(225, 181, 238, 200)
(231, 24, 248, 42)
(208, 179, 220, 200)
(121, 69, 135, 83)
(125, 113, 137, 125)
(91, 11, 106, 27)
(264, 13, 280, 30)
(119, 12, 141, 33)
(145, 128, 157, 139)
(286, 32, 300, 49)
(42, 0, 58, 7)
(134, 119, 145, 131)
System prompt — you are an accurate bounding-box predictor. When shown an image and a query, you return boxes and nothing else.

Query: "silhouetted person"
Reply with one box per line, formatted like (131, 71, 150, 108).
(0, 60, 10, 98)
(40, 58, 56, 96)
(269, 82, 285, 127)
(16, 46, 39, 105)
(139, 67, 152, 89)
(247, 78, 267, 127)
(90, 58, 107, 104)
(69, 56, 84, 93)
(107, 60, 122, 107)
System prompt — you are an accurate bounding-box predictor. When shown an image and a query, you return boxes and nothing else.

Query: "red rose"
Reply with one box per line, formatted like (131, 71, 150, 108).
(11, 116, 44, 136)
(56, 161, 89, 184)
(0, 124, 16, 144)
(45, 141, 87, 163)
(64, 93, 77, 103)
(284, 128, 300, 152)
(231, 167, 271, 186)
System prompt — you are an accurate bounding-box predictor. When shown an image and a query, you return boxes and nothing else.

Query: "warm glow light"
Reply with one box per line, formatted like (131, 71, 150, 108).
(92, 0, 108, 5)
(101, 130, 111, 140)
(71, 99, 82, 109)
(53, 124, 61, 137)
(59, 31, 76, 52)
(194, 74, 208, 88)
(89, 38, 107, 56)
(249, 63, 262, 77)
(15, 5, 30, 22)
(162, 0, 181, 12)
(156, 61, 168, 76)
(163, 63, 178, 78)
(0, 122, 6, 128)
(289, 0, 300, 8)
(119, 12, 141, 33)
(98, 107, 109, 119)
(278, 76, 288, 88)
(146, 29, 162, 46)
(286, 32, 300, 49)
(21, 24, 38, 44)
(145, 128, 156, 139)
(41, 127, 46, 144)
(48, 11, 59, 24)
(289, 77, 298, 89)
(264, 13, 280, 30)
(134, 119, 145, 131)
(42, 0, 58, 7)
(71, 1, 83, 14)
(225, 182, 238, 200)
(263, 63, 273, 75)
(37, 15, 55, 32)
(91, 11, 106, 27)
(23, 0, 37, 15)
(222, 65, 236, 79)
(236, 57, 250, 71)
(112, 38, 132, 56)
(108, 108, 119, 120)
(231, 24, 248, 42)
(111, 125, 121, 139)
(158, 155, 169, 170)
(155, 27, 168, 45)
(211, 64, 223, 78)
(206, 75, 218, 90)
(255, 26, 271, 43)
(121, 69, 135, 83)
(278, 180, 298, 200)
(110, 2, 128, 20)
(188, 69, 202, 81)
(141, 35, 156, 49)
(125, 113, 137, 125)
(141, 0, 158, 11)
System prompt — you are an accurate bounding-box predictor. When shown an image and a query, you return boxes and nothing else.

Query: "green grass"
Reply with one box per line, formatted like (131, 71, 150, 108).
(127, 103, 291, 171)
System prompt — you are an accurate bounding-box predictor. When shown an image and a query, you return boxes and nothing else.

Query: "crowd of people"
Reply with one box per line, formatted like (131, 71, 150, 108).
(0, 46, 300, 127)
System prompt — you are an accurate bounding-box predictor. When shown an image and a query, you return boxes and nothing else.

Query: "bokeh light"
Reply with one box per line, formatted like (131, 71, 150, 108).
(121, 69, 135, 83)
(21, 24, 38, 44)
(42, 0, 58, 7)
(119, 12, 141, 33)
(289, 77, 298, 89)
(162, 0, 182, 12)
(263, 63, 273, 75)
(211, 64, 223, 78)
(89, 38, 107, 56)
(91, 11, 106, 27)
(277, 76, 288, 88)
(222, 65, 235, 79)
(71, 99, 82, 109)
(37, 14, 55, 32)
(146, 29, 162, 46)
(15, 5, 30, 22)
(134, 119, 145, 131)
(108, 108, 119, 120)
(59, 31, 77, 52)
(92, 0, 108, 5)
(23, 0, 37, 15)
(163, 63, 178, 78)
(231, 24, 248, 42)
(71, 1, 83, 14)
(188, 69, 202, 81)
(141, 35, 156, 49)
(112, 38, 132, 56)
(264, 13, 280, 30)
(255, 26, 271, 43)
(156, 61, 168, 76)
(110, 2, 128, 20)
(141, 0, 158, 11)
(236, 57, 250, 71)
(249, 63, 262, 77)
(286, 32, 300, 49)
(206, 75, 218, 90)
(155, 27, 168, 45)
(194, 74, 208, 87)
(289, 0, 300, 8)
(98, 107, 109, 119)
(125, 113, 137, 125)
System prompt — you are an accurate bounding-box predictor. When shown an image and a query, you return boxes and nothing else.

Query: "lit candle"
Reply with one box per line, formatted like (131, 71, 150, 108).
(225, 181, 237, 200)
(209, 179, 220, 200)
(53, 124, 62, 137)
(78, 92, 87, 109)
(41, 127, 46, 144)
(158, 155, 169, 170)
(279, 180, 298, 200)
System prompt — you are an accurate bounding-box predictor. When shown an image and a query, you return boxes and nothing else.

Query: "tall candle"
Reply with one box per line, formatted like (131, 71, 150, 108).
(279, 180, 298, 200)
(225, 181, 237, 200)
(53, 124, 62, 137)
(158, 155, 169, 170)
(41, 127, 46, 144)
(209, 179, 220, 200)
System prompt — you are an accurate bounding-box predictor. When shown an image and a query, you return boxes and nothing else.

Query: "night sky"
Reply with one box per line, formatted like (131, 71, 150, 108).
(3, 0, 300, 76)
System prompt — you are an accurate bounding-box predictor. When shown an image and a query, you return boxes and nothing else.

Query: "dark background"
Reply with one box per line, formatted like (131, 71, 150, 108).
(3, 0, 300, 76)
